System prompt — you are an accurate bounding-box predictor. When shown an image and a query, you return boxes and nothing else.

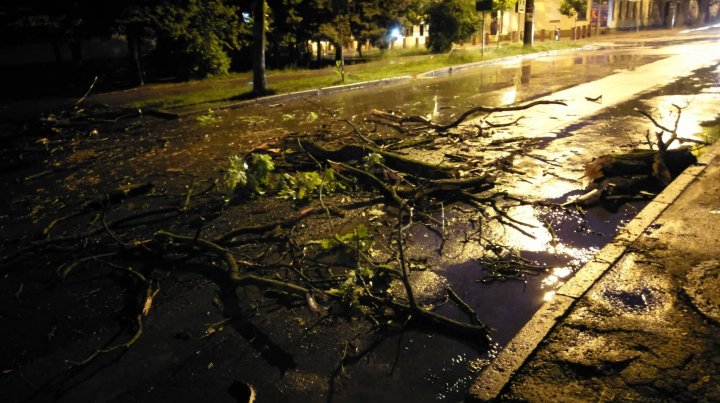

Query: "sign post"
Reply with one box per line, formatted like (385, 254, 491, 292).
(476, 0, 493, 56)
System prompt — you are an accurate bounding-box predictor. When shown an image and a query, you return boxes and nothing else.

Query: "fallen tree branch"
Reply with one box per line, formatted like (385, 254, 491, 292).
(43, 183, 154, 236)
(214, 206, 342, 244)
(68, 314, 144, 367)
(67, 264, 157, 367)
(300, 140, 455, 179)
(378, 100, 567, 132)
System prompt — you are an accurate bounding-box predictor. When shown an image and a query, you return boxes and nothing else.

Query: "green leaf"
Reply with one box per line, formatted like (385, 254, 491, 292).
(221, 153, 274, 201)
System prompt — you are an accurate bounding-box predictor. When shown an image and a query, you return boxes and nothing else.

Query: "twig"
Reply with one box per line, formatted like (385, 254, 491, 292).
(181, 178, 197, 212)
(340, 118, 378, 147)
(155, 230, 262, 270)
(397, 200, 418, 309)
(485, 116, 525, 128)
(394, 100, 567, 131)
(543, 219, 559, 254)
(68, 313, 144, 367)
(59, 252, 119, 278)
(67, 263, 158, 367)
(230, 274, 309, 296)
(214, 206, 340, 244)
(75, 75, 99, 106)
(102, 211, 131, 248)
(297, 139, 334, 229)
(447, 287, 482, 326)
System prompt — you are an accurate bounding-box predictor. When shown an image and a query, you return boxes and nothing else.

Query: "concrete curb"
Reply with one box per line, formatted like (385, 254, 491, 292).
(417, 46, 595, 78)
(208, 76, 412, 115)
(467, 139, 720, 401)
(175, 76, 411, 117)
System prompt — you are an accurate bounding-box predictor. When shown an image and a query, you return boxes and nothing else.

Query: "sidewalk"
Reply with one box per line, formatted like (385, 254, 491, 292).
(469, 140, 720, 401)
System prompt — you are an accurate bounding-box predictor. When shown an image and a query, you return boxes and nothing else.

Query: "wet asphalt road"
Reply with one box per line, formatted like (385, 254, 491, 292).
(2, 29, 719, 403)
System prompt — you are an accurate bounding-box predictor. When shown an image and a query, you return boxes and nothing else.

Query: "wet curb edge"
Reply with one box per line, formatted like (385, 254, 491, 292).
(467, 139, 720, 401)
(416, 46, 593, 78)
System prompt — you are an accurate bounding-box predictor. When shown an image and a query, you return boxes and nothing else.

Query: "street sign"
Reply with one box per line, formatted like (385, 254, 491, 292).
(516, 0, 526, 13)
(476, 0, 492, 12)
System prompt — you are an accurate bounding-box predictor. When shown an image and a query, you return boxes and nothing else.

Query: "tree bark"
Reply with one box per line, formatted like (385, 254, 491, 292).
(252, 0, 268, 95)
(334, 43, 342, 63)
(51, 40, 64, 65)
(70, 39, 83, 69)
(523, 0, 535, 47)
(127, 26, 144, 86)
(316, 40, 322, 64)
(584, 148, 696, 183)
(696, 0, 710, 25)
(300, 141, 456, 180)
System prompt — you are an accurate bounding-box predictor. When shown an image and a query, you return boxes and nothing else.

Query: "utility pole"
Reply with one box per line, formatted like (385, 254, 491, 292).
(523, 0, 534, 47)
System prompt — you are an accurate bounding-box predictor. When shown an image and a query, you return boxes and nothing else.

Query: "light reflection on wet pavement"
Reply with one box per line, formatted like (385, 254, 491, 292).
(126, 42, 720, 401)
(336, 51, 720, 401)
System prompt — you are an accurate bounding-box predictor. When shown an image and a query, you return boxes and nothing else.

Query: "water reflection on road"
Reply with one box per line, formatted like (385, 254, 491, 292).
(153, 50, 663, 175)
(148, 45, 720, 402)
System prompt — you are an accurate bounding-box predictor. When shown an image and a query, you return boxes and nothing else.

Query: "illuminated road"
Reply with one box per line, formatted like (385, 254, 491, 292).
(109, 29, 720, 402)
(3, 29, 719, 403)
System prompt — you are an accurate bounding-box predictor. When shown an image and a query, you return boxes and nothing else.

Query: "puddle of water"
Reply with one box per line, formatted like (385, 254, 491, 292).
(603, 287, 661, 312)
(590, 253, 672, 323)
(400, 60, 720, 399)
(135, 52, 664, 178)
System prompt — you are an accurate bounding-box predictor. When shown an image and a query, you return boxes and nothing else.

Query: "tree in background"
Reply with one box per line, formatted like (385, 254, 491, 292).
(402, 0, 431, 26)
(349, 0, 412, 56)
(291, 0, 333, 65)
(0, 0, 157, 89)
(155, 0, 244, 78)
(114, 2, 157, 86)
(349, 0, 387, 56)
(425, 0, 479, 53)
(1, 0, 104, 67)
(267, 0, 307, 66)
(693, 0, 717, 25)
(317, 0, 352, 64)
(559, 0, 586, 41)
